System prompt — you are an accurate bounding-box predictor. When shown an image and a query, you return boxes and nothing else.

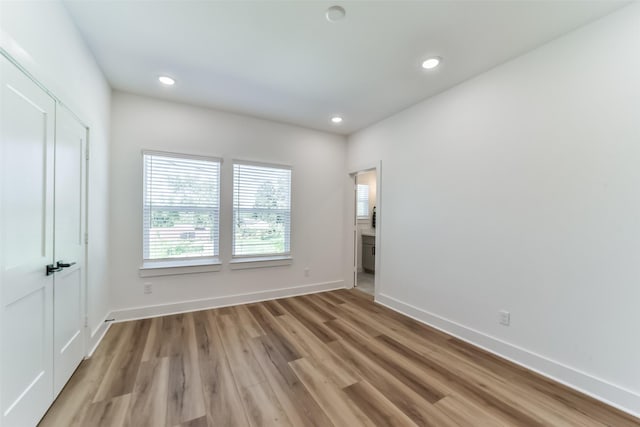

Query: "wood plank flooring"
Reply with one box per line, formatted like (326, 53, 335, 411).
(39, 289, 640, 427)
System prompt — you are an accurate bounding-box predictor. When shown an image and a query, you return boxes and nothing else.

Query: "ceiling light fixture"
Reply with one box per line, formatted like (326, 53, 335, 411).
(326, 5, 346, 23)
(158, 75, 176, 86)
(421, 57, 441, 70)
(331, 116, 343, 124)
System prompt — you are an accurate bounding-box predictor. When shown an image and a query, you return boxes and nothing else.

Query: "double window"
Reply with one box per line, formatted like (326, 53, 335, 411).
(142, 152, 291, 268)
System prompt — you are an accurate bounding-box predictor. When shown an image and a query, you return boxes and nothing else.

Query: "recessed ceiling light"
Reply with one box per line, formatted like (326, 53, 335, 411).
(158, 76, 175, 86)
(326, 6, 346, 23)
(331, 116, 343, 124)
(421, 57, 441, 70)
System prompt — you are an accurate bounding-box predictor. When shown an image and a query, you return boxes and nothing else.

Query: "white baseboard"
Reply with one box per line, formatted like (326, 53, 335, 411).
(87, 314, 112, 357)
(109, 280, 346, 323)
(376, 293, 640, 419)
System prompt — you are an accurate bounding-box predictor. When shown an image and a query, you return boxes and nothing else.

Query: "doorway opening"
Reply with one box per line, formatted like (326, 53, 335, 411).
(351, 168, 378, 296)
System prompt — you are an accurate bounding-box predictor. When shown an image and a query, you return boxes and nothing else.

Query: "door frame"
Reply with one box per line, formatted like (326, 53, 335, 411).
(348, 161, 382, 299)
(82, 128, 90, 358)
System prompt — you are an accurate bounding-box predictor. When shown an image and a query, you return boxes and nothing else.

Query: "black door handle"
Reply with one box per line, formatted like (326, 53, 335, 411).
(56, 261, 76, 268)
(46, 264, 62, 275)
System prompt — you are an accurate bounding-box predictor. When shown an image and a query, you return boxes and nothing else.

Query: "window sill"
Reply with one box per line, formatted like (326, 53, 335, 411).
(229, 256, 292, 270)
(139, 258, 222, 277)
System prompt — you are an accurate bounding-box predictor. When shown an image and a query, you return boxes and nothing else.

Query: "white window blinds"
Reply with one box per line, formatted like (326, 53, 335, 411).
(233, 162, 291, 257)
(143, 152, 220, 261)
(356, 184, 369, 219)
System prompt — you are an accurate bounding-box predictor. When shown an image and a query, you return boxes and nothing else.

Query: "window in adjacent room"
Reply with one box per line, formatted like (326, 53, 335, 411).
(143, 151, 220, 263)
(233, 161, 291, 258)
(356, 184, 370, 219)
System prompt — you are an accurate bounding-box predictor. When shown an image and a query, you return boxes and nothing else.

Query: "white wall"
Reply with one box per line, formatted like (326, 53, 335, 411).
(0, 1, 112, 351)
(109, 92, 347, 317)
(347, 4, 640, 416)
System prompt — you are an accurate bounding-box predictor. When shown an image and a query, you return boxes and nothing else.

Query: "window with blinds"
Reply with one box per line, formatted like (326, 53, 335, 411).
(356, 184, 369, 219)
(233, 162, 291, 257)
(143, 152, 220, 261)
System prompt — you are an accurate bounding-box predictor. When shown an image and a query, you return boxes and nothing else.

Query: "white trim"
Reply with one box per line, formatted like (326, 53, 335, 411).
(86, 315, 112, 357)
(232, 158, 292, 170)
(139, 258, 222, 277)
(349, 165, 377, 176)
(141, 257, 221, 268)
(375, 293, 640, 418)
(373, 163, 382, 298)
(81, 127, 90, 358)
(108, 280, 345, 322)
(229, 256, 293, 270)
(348, 161, 382, 296)
(142, 149, 222, 164)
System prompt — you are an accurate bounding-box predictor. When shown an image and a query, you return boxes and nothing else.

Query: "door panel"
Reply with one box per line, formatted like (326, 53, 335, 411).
(3, 289, 48, 411)
(1, 55, 56, 427)
(53, 106, 86, 397)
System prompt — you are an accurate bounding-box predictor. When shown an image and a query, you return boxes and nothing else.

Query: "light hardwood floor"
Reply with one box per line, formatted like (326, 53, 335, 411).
(39, 289, 639, 427)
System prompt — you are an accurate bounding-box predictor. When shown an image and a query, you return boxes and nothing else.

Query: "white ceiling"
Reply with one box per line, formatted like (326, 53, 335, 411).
(64, 1, 627, 135)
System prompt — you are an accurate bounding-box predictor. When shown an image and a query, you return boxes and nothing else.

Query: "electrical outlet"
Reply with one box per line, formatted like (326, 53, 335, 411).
(304, 267, 310, 277)
(499, 310, 510, 326)
(144, 283, 153, 295)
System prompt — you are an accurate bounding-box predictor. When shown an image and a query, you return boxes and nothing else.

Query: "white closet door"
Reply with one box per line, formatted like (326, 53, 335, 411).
(0, 55, 56, 427)
(53, 106, 86, 397)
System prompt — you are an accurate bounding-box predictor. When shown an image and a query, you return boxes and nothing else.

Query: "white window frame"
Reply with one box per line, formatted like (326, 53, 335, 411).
(140, 150, 222, 276)
(230, 160, 293, 269)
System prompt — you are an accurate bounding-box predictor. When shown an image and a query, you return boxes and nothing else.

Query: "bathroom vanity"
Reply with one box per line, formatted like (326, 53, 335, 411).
(362, 232, 375, 273)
